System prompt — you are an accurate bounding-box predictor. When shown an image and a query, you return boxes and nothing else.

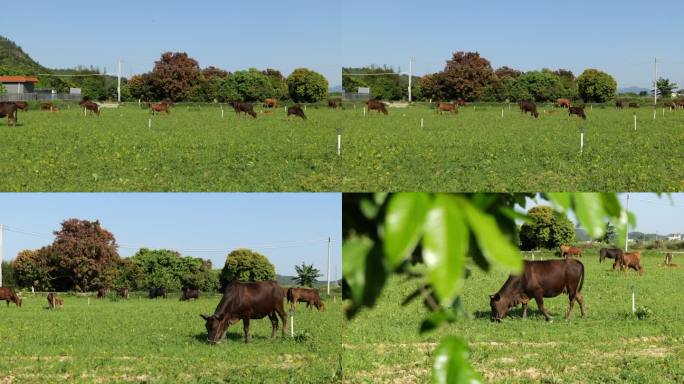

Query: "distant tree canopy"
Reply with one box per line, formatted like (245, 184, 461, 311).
(519, 206, 576, 250)
(419, 52, 494, 102)
(655, 78, 677, 98)
(292, 262, 322, 288)
(220, 249, 276, 289)
(287, 68, 329, 103)
(577, 69, 617, 103)
(128, 248, 218, 291)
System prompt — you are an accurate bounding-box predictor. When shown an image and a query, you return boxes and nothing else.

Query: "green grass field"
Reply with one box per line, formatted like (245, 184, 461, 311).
(2, 102, 682, 191)
(0, 103, 343, 191)
(339, 103, 684, 191)
(342, 249, 684, 383)
(0, 291, 342, 383)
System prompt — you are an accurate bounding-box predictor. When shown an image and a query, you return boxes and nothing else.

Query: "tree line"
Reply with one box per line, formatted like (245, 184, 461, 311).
(344, 51, 682, 103)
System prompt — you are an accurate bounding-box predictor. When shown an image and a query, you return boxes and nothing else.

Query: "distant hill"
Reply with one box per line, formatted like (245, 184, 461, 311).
(618, 86, 649, 95)
(0, 35, 46, 74)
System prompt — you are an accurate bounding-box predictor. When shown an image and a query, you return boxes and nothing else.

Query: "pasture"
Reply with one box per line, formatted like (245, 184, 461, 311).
(0, 102, 343, 191)
(339, 103, 684, 191)
(0, 290, 342, 383)
(342, 249, 684, 383)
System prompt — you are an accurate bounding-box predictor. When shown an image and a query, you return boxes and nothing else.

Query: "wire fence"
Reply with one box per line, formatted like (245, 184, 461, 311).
(0, 93, 82, 102)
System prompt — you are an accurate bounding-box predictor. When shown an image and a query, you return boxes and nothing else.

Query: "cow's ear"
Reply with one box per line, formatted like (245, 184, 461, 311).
(200, 314, 210, 321)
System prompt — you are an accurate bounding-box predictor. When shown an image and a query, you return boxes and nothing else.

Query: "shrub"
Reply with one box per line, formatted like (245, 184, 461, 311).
(220, 249, 276, 288)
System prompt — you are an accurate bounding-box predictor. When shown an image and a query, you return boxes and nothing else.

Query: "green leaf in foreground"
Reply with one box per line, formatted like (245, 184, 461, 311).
(432, 336, 482, 384)
(573, 193, 606, 239)
(384, 193, 431, 269)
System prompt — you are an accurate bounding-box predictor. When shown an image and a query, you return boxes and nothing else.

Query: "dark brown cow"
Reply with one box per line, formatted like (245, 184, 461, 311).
(180, 287, 199, 301)
(97, 287, 108, 298)
(41, 102, 55, 111)
(286, 287, 325, 311)
(287, 105, 307, 120)
(490, 259, 585, 322)
(614, 251, 644, 275)
(367, 100, 388, 115)
(47, 292, 63, 309)
(628, 102, 639, 109)
(264, 98, 279, 109)
(149, 287, 167, 299)
(599, 248, 623, 264)
(436, 102, 458, 114)
(201, 281, 287, 344)
(79, 100, 100, 116)
(559, 245, 582, 258)
(116, 288, 129, 299)
(0, 287, 22, 307)
(149, 102, 171, 115)
(14, 101, 28, 112)
(568, 106, 587, 120)
(616, 100, 624, 109)
(519, 101, 539, 118)
(229, 101, 257, 118)
(556, 98, 572, 108)
(0, 102, 18, 126)
(328, 98, 342, 109)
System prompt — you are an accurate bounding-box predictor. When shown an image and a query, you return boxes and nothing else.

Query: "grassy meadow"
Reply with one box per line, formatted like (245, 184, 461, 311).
(0, 290, 342, 383)
(342, 249, 684, 383)
(1, 102, 683, 191)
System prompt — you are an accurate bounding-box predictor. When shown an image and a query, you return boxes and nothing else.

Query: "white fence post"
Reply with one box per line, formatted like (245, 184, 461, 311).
(631, 286, 635, 314)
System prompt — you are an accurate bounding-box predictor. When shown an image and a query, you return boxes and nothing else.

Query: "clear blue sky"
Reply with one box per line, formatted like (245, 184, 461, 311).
(341, 0, 684, 89)
(0, 193, 341, 278)
(523, 193, 683, 234)
(0, 1, 341, 85)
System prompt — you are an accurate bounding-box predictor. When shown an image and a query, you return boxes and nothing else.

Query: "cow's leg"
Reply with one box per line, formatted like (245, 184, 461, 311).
(268, 312, 278, 338)
(533, 294, 552, 322)
(565, 292, 577, 320)
(243, 318, 251, 343)
(522, 301, 528, 319)
(576, 292, 586, 318)
(276, 303, 287, 338)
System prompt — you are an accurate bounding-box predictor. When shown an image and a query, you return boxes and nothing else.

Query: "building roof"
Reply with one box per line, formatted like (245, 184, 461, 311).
(0, 76, 39, 83)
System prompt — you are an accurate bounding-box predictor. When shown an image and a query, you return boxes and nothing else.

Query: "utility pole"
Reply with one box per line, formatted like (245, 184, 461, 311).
(624, 194, 630, 251)
(654, 57, 658, 106)
(0, 224, 3, 287)
(117, 58, 122, 104)
(326, 237, 331, 295)
(408, 57, 414, 103)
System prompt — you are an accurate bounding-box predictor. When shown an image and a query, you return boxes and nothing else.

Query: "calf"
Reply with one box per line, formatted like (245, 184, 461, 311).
(96, 287, 109, 298)
(287, 105, 307, 120)
(0, 287, 22, 307)
(436, 102, 458, 114)
(287, 287, 325, 311)
(560, 245, 583, 258)
(556, 98, 572, 108)
(490, 259, 585, 322)
(264, 98, 279, 109)
(328, 98, 342, 109)
(79, 99, 100, 116)
(149, 102, 171, 115)
(47, 292, 63, 309)
(367, 100, 388, 115)
(519, 101, 539, 118)
(14, 101, 28, 112)
(628, 102, 639, 109)
(116, 288, 129, 299)
(616, 100, 624, 109)
(614, 251, 644, 275)
(568, 106, 586, 120)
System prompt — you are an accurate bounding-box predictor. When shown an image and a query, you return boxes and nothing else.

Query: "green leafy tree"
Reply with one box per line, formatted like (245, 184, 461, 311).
(342, 66, 404, 100)
(262, 68, 289, 100)
(287, 68, 329, 103)
(343, 193, 634, 381)
(601, 222, 617, 244)
(1, 261, 15, 287)
(519, 206, 576, 250)
(292, 262, 322, 287)
(508, 71, 565, 102)
(13, 249, 53, 290)
(655, 78, 677, 98)
(577, 69, 617, 102)
(0, 83, 6, 94)
(220, 249, 276, 288)
(218, 68, 275, 102)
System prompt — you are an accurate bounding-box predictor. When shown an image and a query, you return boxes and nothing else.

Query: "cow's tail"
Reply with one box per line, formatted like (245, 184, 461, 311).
(577, 260, 585, 293)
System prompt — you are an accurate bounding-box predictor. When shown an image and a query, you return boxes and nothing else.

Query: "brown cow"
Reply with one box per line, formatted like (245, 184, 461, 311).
(568, 106, 587, 120)
(628, 102, 639, 109)
(367, 100, 388, 115)
(559, 245, 582, 258)
(97, 287, 109, 298)
(229, 101, 257, 118)
(599, 248, 623, 264)
(0, 102, 18, 126)
(519, 101, 539, 118)
(616, 100, 624, 109)
(456, 99, 467, 106)
(180, 287, 199, 301)
(0, 287, 22, 307)
(556, 98, 572, 108)
(41, 102, 55, 111)
(614, 251, 644, 275)
(490, 259, 585, 322)
(79, 100, 100, 116)
(116, 288, 129, 299)
(47, 292, 63, 309)
(287, 105, 307, 120)
(675, 100, 684, 109)
(14, 101, 28, 112)
(664, 101, 676, 110)
(328, 98, 342, 109)
(436, 102, 458, 114)
(264, 98, 279, 109)
(149, 102, 171, 115)
(287, 287, 325, 311)
(201, 281, 287, 344)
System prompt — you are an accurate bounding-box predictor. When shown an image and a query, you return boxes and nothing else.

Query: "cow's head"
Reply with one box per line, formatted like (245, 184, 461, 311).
(489, 293, 509, 322)
(14, 294, 22, 307)
(200, 314, 238, 344)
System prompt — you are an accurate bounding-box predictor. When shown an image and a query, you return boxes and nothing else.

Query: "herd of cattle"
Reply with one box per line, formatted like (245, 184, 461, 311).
(489, 247, 667, 323)
(0, 282, 324, 344)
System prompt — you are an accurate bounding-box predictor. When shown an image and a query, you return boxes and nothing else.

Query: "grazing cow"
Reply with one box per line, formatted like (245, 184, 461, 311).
(436, 102, 458, 114)
(0, 287, 22, 307)
(116, 288, 129, 299)
(180, 287, 199, 301)
(14, 101, 28, 112)
(328, 98, 342, 109)
(149, 102, 171, 115)
(519, 101, 539, 118)
(229, 101, 257, 118)
(616, 100, 624, 109)
(367, 100, 388, 115)
(200, 281, 287, 344)
(664, 252, 673, 265)
(664, 101, 676, 110)
(286, 287, 325, 311)
(614, 251, 644, 275)
(568, 106, 587, 120)
(0, 102, 18, 126)
(149, 287, 167, 299)
(628, 102, 639, 109)
(287, 105, 307, 120)
(490, 259, 585, 322)
(559, 245, 582, 258)
(79, 100, 100, 116)
(676, 100, 684, 109)
(97, 287, 109, 298)
(47, 292, 63, 309)
(263, 98, 279, 109)
(556, 98, 572, 108)
(41, 102, 55, 111)
(456, 99, 467, 106)
(599, 248, 624, 264)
